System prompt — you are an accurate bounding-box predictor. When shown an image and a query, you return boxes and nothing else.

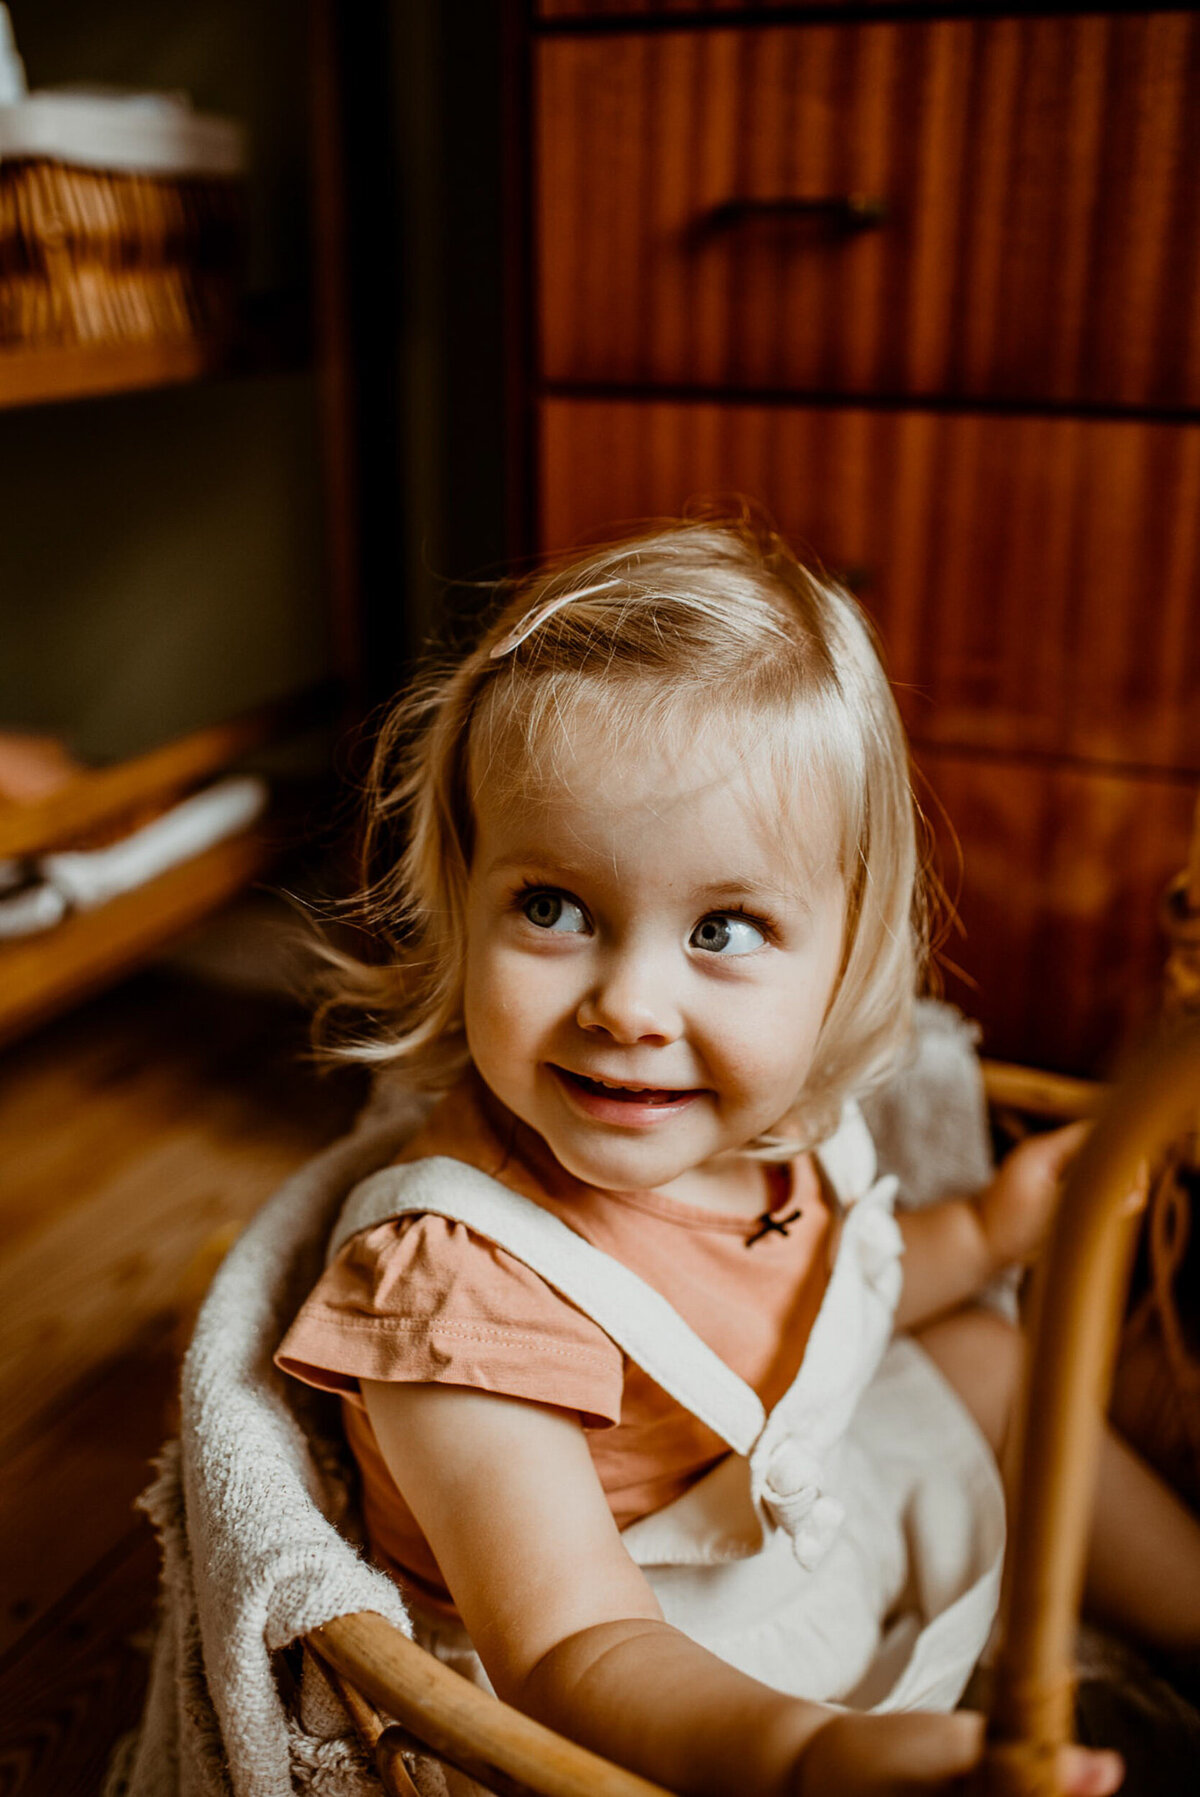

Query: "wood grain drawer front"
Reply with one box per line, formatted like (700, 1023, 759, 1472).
(539, 398, 1200, 776)
(538, 13, 1200, 407)
(918, 747, 1194, 1075)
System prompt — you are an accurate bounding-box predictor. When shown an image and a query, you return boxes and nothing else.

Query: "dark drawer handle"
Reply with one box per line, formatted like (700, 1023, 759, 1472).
(699, 195, 888, 235)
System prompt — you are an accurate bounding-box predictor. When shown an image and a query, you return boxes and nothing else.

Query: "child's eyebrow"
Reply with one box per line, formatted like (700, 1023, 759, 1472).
(694, 878, 812, 915)
(481, 854, 818, 915)
(483, 850, 575, 876)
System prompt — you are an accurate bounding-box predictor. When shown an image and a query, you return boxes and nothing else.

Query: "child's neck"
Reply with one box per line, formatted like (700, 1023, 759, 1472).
(652, 1155, 782, 1220)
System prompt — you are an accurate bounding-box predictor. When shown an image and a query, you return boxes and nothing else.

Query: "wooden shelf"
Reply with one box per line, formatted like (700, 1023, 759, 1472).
(0, 294, 311, 414)
(0, 686, 334, 860)
(0, 691, 337, 1051)
(0, 822, 289, 1049)
(0, 338, 230, 412)
(0, 0, 353, 1048)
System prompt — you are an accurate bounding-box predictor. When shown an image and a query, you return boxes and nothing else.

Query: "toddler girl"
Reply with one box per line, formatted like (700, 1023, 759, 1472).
(278, 521, 1200, 1795)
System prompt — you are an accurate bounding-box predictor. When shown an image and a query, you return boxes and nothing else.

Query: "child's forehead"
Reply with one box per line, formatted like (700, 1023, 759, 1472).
(470, 691, 847, 876)
(478, 690, 741, 796)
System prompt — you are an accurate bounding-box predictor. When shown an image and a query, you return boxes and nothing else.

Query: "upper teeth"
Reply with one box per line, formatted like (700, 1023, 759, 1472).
(589, 1075, 665, 1092)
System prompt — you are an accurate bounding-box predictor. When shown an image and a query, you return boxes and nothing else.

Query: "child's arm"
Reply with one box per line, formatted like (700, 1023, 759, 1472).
(892, 1121, 1089, 1332)
(362, 1378, 1118, 1797)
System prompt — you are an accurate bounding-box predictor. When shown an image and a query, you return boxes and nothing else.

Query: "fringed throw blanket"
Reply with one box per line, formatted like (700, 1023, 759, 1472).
(104, 1078, 446, 1797)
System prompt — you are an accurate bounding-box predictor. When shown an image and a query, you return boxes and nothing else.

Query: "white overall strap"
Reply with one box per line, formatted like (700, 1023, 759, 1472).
(746, 1099, 904, 1571)
(813, 1096, 878, 1202)
(330, 1156, 766, 1455)
(763, 1097, 901, 1459)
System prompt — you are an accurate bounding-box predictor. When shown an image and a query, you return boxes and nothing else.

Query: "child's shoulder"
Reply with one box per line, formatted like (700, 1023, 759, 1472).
(278, 1176, 624, 1425)
(384, 1070, 509, 1175)
(330, 1069, 592, 1275)
(277, 1073, 625, 1416)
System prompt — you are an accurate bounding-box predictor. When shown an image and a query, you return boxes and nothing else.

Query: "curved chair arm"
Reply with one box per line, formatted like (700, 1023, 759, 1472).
(310, 1609, 674, 1797)
(981, 1059, 1104, 1124)
(978, 1017, 1200, 1795)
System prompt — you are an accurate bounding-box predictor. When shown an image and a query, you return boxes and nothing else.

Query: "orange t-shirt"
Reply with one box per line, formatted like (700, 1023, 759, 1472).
(276, 1073, 835, 1613)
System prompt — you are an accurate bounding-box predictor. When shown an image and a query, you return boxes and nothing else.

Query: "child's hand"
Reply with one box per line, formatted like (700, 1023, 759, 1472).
(973, 1121, 1090, 1275)
(789, 1709, 1123, 1796)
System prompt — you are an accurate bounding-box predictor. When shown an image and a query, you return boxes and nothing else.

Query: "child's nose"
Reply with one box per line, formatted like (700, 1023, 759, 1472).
(576, 949, 680, 1045)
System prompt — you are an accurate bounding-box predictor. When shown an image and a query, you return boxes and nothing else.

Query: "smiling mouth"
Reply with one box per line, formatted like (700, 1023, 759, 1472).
(553, 1067, 699, 1107)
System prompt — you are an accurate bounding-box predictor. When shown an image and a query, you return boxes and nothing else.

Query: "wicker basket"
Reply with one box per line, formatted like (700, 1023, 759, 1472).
(0, 90, 246, 351)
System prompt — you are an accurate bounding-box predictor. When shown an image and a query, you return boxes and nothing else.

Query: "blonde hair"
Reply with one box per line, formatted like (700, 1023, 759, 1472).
(312, 517, 927, 1151)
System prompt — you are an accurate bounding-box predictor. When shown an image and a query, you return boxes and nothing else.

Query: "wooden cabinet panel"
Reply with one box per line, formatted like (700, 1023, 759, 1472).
(540, 395, 1200, 1071)
(538, 14, 1200, 407)
(917, 749, 1194, 1076)
(539, 397, 1200, 775)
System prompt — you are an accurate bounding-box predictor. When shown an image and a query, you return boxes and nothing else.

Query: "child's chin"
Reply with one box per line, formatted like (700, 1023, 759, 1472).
(550, 1135, 695, 1195)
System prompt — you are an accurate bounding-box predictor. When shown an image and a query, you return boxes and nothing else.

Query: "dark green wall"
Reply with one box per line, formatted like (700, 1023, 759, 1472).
(0, 1, 328, 764)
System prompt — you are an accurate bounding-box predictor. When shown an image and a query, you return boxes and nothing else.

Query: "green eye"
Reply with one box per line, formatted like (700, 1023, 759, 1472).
(522, 890, 588, 933)
(690, 914, 766, 955)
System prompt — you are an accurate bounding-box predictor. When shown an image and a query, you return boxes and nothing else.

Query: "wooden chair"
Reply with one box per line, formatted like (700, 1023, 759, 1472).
(293, 1018, 1200, 1797)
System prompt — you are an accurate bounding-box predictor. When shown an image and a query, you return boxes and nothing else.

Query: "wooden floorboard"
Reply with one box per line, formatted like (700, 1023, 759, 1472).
(0, 968, 368, 1797)
(0, 1328, 178, 1660)
(0, 1530, 161, 1797)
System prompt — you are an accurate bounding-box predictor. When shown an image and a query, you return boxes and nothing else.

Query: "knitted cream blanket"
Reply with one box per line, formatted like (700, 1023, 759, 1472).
(105, 1078, 445, 1797)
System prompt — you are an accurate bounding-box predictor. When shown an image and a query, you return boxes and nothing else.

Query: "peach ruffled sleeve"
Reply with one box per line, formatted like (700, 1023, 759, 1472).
(275, 1214, 625, 1429)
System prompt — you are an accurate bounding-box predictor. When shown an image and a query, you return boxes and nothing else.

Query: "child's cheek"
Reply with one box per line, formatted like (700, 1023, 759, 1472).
(464, 937, 555, 1045)
(461, 935, 511, 1059)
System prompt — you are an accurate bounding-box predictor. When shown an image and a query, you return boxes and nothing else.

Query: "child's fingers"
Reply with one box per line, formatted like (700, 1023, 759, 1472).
(1038, 1123, 1148, 1216)
(794, 1712, 1123, 1795)
(1040, 1119, 1091, 1176)
(1057, 1744, 1125, 1795)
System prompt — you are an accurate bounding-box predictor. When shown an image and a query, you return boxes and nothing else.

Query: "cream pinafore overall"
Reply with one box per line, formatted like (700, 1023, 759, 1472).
(331, 1102, 1006, 1773)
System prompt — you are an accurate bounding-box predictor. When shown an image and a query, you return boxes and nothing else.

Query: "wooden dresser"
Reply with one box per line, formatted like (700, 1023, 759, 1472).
(520, 1, 1200, 1076)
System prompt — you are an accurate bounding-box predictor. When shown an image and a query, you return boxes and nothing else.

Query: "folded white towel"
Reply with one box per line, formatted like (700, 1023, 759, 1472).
(0, 878, 67, 938)
(41, 775, 268, 912)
